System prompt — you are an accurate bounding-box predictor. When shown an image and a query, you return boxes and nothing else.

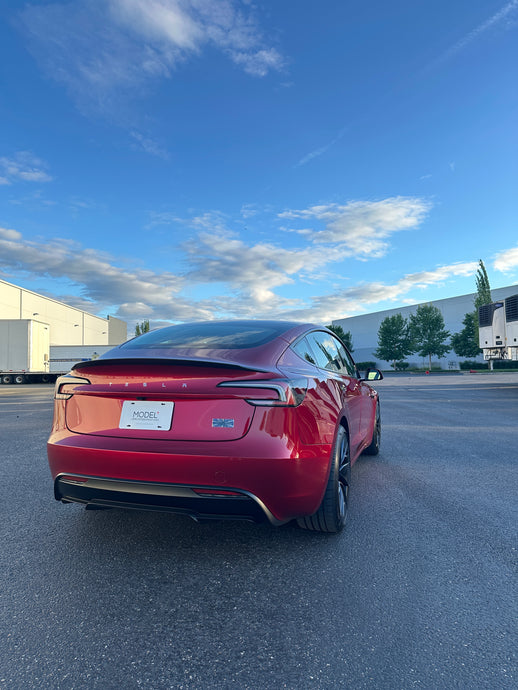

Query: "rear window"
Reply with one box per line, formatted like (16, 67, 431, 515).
(121, 321, 296, 350)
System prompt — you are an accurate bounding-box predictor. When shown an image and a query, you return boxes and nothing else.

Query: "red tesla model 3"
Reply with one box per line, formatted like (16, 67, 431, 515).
(47, 321, 382, 533)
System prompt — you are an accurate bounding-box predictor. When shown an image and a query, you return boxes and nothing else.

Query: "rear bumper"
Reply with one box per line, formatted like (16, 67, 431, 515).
(55, 475, 282, 524)
(47, 434, 332, 523)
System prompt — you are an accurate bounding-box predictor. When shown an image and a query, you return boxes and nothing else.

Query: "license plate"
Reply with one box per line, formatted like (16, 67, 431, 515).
(119, 401, 174, 430)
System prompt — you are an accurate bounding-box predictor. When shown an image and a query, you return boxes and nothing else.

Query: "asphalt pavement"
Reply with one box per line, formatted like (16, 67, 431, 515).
(0, 375, 516, 689)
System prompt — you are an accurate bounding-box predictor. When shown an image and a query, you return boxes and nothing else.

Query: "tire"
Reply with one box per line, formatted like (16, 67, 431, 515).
(363, 401, 381, 456)
(14, 375, 26, 384)
(297, 424, 350, 534)
(2, 375, 13, 385)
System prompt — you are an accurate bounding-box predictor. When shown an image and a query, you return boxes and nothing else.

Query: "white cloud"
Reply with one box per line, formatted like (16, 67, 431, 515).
(0, 228, 22, 241)
(0, 226, 207, 323)
(279, 197, 431, 258)
(183, 227, 335, 309)
(111, 0, 204, 50)
(0, 152, 53, 184)
(20, 0, 284, 118)
(494, 246, 518, 272)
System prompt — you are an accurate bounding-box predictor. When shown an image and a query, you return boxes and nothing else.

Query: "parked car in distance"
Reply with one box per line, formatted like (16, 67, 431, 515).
(47, 320, 382, 533)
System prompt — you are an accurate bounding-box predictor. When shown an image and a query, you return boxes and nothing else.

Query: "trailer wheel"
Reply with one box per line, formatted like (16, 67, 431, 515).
(2, 375, 13, 385)
(14, 375, 26, 384)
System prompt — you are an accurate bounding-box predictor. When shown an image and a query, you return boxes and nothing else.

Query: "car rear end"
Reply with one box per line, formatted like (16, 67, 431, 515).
(47, 346, 333, 524)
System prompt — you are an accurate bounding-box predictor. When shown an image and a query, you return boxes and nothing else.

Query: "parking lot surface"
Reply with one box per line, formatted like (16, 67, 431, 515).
(0, 374, 516, 689)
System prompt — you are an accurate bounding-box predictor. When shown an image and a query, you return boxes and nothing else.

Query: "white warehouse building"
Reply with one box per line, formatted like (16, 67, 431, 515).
(1, 279, 128, 381)
(1, 278, 127, 346)
(333, 284, 518, 370)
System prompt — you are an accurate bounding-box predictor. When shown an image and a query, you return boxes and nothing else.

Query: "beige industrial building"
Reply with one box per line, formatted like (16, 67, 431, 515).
(0, 278, 127, 345)
(333, 284, 518, 370)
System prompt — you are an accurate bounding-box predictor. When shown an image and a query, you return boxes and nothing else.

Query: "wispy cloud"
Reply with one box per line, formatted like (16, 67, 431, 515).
(296, 128, 347, 168)
(0, 152, 53, 184)
(19, 0, 284, 120)
(432, 1, 518, 68)
(130, 131, 169, 159)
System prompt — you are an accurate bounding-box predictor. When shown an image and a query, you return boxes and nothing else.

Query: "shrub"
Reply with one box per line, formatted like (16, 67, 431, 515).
(493, 360, 518, 369)
(459, 360, 488, 370)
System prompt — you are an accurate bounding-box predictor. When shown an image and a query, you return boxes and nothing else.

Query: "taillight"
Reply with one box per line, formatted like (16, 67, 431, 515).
(54, 374, 91, 400)
(217, 378, 307, 406)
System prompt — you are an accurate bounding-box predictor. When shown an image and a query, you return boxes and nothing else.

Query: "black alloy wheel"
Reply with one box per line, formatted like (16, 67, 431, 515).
(363, 402, 381, 456)
(297, 424, 350, 534)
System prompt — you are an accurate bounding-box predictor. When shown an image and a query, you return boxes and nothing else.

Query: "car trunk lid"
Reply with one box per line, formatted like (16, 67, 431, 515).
(61, 358, 279, 442)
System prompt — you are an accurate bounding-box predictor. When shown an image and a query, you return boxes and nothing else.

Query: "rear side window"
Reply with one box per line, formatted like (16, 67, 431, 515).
(291, 337, 318, 366)
(334, 340, 357, 377)
(305, 332, 347, 374)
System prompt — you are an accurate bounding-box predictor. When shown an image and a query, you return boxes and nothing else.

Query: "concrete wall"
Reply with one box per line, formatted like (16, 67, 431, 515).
(333, 285, 518, 370)
(0, 279, 127, 346)
(107, 315, 127, 345)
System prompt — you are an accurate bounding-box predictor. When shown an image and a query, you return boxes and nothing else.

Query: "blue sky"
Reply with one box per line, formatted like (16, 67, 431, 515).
(1, 0, 517, 330)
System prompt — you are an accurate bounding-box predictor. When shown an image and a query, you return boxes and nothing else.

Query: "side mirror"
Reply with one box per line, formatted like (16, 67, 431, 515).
(364, 369, 383, 381)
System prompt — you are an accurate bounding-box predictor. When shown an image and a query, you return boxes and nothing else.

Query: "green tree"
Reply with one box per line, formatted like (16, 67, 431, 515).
(474, 259, 492, 310)
(373, 313, 414, 369)
(451, 260, 491, 361)
(135, 319, 150, 336)
(327, 324, 354, 352)
(450, 312, 481, 358)
(409, 304, 450, 369)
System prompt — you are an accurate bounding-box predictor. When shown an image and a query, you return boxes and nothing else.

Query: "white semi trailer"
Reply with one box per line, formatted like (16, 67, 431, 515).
(0, 319, 114, 384)
(0, 319, 51, 384)
(478, 293, 518, 361)
(48, 345, 115, 376)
